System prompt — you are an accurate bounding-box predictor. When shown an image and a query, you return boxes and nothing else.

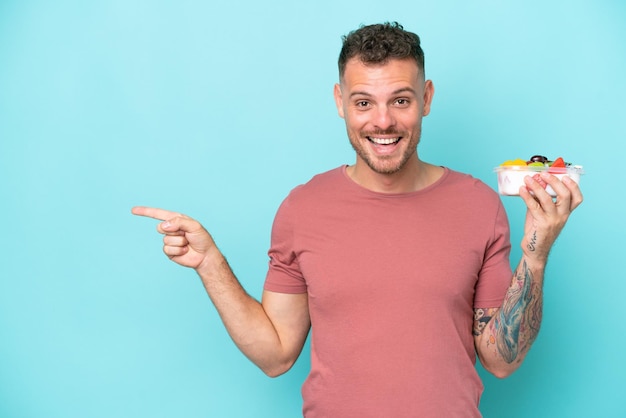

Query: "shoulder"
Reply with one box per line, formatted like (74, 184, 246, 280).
(274, 166, 346, 217)
(285, 166, 347, 202)
(442, 168, 501, 201)
(443, 168, 493, 190)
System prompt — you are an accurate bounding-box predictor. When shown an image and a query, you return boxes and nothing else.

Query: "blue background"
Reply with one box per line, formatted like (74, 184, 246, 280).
(1, 1, 624, 417)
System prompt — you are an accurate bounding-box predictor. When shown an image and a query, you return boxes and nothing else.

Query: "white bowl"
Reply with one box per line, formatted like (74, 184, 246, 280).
(494, 165, 584, 196)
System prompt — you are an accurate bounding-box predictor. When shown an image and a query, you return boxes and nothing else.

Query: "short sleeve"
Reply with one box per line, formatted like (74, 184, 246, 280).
(474, 200, 512, 308)
(263, 194, 308, 294)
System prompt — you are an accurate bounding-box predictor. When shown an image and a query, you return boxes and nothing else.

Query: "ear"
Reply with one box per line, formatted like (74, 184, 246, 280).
(333, 83, 345, 118)
(422, 80, 435, 116)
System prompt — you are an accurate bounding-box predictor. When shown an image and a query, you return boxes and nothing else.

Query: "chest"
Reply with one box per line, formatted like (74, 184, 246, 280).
(294, 199, 488, 316)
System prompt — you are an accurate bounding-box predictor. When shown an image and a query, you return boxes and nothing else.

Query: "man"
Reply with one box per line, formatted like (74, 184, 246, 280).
(133, 22, 582, 417)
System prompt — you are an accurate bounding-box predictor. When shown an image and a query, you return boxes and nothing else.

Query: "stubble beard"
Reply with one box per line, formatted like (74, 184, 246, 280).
(348, 129, 421, 175)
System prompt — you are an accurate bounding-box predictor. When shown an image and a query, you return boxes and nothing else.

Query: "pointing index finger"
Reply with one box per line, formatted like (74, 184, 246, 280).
(131, 206, 182, 221)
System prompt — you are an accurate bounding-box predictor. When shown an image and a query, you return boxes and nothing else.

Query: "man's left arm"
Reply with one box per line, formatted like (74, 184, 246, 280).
(474, 172, 584, 378)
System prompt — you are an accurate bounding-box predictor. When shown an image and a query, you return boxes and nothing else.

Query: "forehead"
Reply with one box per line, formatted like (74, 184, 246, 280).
(340, 58, 422, 94)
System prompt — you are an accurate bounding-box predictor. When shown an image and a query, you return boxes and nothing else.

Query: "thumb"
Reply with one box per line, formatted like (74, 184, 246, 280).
(157, 215, 199, 235)
(160, 216, 215, 249)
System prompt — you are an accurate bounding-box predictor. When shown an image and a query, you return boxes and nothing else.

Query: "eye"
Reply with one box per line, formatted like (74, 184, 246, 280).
(394, 98, 410, 106)
(355, 100, 370, 108)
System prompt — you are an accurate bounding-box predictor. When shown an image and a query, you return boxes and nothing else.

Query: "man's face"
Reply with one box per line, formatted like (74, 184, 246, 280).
(334, 58, 434, 175)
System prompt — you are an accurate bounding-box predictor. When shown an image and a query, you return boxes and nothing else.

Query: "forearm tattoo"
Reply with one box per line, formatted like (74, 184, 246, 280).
(473, 259, 543, 365)
(492, 260, 543, 363)
(473, 308, 497, 337)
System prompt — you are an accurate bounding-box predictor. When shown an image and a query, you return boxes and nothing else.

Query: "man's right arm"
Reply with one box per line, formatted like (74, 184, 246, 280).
(132, 206, 310, 377)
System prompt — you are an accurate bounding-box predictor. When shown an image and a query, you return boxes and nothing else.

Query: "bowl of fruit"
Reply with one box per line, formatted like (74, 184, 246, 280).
(494, 155, 584, 196)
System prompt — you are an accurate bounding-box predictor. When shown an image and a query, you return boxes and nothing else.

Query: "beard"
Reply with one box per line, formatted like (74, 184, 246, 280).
(348, 128, 420, 175)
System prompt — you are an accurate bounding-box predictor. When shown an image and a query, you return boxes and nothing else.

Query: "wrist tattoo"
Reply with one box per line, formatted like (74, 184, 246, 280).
(527, 230, 537, 252)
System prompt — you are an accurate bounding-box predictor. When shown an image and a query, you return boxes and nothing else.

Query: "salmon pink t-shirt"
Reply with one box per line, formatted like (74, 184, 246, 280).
(264, 166, 512, 417)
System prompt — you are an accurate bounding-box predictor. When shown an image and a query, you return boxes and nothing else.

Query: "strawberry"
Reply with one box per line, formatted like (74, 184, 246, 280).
(551, 157, 566, 167)
(548, 156, 566, 173)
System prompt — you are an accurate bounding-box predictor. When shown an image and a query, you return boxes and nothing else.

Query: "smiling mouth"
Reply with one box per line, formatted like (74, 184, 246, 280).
(367, 136, 401, 145)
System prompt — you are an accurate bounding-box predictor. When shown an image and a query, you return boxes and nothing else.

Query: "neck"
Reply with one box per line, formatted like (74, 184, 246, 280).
(346, 158, 444, 194)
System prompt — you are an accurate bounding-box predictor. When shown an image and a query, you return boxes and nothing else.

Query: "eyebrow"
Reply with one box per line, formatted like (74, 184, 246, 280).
(349, 87, 417, 99)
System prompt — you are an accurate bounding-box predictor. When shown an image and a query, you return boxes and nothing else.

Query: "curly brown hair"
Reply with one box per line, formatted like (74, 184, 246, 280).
(338, 22, 425, 79)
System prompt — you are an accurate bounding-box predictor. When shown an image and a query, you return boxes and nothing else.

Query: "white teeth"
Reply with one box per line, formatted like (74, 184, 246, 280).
(369, 137, 400, 145)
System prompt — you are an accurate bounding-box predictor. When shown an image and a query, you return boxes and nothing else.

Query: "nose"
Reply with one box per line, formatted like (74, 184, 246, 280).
(372, 105, 396, 130)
